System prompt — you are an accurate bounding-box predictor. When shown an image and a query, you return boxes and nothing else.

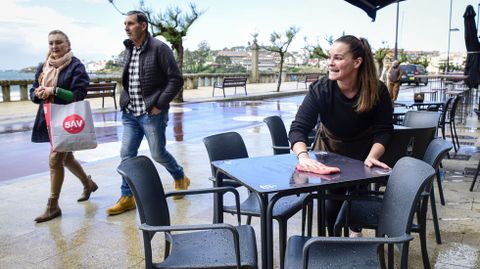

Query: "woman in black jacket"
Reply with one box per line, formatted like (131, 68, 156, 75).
(30, 30, 97, 223)
(289, 35, 393, 236)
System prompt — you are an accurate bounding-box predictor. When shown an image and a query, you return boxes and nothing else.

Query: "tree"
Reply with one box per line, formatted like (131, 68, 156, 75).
(215, 55, 232, 66)
(374, 45, 390, 78)
(398, 50, 408, 64)
(262, 26, 299, 92)
(183, 41, 211, 73)
(304, 37, 328, 68)
(408, 54, 431, 69)
(108, 0, 203, 102)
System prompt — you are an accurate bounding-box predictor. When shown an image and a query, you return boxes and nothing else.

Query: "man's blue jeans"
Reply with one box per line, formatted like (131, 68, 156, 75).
(120, 110, 184, 196)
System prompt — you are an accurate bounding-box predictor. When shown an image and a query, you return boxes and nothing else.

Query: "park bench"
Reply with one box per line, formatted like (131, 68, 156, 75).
(297, 73, 320, 89)
(212, 77, 248, 97)
(85, 82, 117, 109)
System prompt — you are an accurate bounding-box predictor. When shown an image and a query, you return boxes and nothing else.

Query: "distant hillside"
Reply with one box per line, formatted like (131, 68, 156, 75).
(20, 66, 38, 73)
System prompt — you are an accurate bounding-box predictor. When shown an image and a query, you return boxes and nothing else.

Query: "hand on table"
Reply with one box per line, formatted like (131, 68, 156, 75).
(297, 156, 340, 174)
(364, 156, 390, 170)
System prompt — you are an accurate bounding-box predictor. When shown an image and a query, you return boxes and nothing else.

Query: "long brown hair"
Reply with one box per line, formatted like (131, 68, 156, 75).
(335, 35, 378, 112)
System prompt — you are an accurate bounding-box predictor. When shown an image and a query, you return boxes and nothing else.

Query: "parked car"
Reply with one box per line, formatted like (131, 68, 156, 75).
(400, 64, 428, 86)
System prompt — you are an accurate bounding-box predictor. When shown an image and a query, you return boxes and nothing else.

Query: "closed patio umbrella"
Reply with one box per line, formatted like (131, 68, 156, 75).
(345, 0, 405, 21)
(463, 5, 480, 90)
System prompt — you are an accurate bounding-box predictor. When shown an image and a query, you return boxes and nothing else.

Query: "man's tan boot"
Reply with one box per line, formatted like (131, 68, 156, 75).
(173, 176, 190, 200)
(77, 176, 98, 202)
(106, 196, 136, 216)
(35, 198, 62, 223)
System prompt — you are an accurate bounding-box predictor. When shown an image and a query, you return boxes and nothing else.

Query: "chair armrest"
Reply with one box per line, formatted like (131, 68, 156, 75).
(140, 222, 236, 233)
(140, 222, 244, 268)
(304, 233, 413, 248)
(165, 187, 242, 225)
(302, 234, 413, 268)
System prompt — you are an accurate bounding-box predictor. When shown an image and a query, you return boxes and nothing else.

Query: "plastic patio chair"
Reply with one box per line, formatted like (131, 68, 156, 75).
(263, 115, 291, 155)
(284, 157, 435, 269)
(117, 155, 258, 269)
(403, 110, 447, 205)
(203, 131, 308, 269)
(403, 110, 441, 133)
(263, 115, 314, 155)
(441, 95, 462, 152)
(333, 138, 452, 269)
(380, 127, 436, 168)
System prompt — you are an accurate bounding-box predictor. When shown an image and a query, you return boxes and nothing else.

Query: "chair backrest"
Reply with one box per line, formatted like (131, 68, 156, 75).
(380, 127, 436, 167)
(422, 138, 453, 170)
(403, 111, 441, 132)
(439, 97, 454, 126)
(203, 132, 249, 178)
(117, 156, 170, 226)
(263, 115, 291, 155)
(377, 157, 435, 238)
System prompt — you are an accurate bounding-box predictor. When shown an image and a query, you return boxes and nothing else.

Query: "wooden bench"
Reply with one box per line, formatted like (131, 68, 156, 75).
(297, 73, 320, 89)
(85, 82, 117, 109)
(212, 77, 248, 97)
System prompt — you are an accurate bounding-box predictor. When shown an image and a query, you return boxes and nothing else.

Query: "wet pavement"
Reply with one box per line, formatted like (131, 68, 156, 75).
(0, 81, 479, 268)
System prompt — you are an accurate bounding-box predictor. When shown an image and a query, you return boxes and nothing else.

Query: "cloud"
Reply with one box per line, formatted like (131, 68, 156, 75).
(0, 0, 124, 69)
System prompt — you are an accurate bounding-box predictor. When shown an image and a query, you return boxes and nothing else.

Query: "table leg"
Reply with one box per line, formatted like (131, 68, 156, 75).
(252, 192, 268, 269)
(213, 171, 224, 223)
(317, 191, 326, 236)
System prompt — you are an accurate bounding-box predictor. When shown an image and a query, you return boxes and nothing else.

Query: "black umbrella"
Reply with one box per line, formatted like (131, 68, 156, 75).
(345, 0, 405, 21)
(463, 5, 480, 90)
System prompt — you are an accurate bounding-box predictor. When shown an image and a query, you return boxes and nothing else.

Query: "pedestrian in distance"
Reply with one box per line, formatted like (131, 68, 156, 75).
(387, 60, 403, 102)
(31, 30, 98, 223)
(289, 35, 393, 236)
(106, 10, 191, 216)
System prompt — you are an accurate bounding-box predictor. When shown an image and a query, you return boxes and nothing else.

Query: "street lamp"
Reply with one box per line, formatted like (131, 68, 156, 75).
(446, 0, 459, 73)
(394, 1, 400, 60)
(447, 26, 460, 73)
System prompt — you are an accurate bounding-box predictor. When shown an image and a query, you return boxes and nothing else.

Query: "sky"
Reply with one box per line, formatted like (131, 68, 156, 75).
(2, 0, 480, 70)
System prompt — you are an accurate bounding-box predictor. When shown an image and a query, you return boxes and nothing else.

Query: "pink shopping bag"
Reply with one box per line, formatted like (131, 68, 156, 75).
(44, 100, 97, 152)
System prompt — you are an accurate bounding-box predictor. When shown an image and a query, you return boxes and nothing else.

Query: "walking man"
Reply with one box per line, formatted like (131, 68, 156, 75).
(107, 10, 190, 215)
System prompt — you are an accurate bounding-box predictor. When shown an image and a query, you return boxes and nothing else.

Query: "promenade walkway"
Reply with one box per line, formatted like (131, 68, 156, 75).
(0, 81, 479, 268)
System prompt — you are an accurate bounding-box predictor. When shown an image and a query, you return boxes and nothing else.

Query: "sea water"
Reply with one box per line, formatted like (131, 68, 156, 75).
(0, 70, 36, 101)
(0, 70, 117, 101)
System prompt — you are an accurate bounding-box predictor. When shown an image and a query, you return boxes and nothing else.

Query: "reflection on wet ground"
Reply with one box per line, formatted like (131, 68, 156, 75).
(1, 90, 480, 268)
(0, 96, 304, 181)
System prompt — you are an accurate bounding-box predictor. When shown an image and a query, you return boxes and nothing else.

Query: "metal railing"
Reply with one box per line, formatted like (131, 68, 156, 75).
(0, 71, 325, 102)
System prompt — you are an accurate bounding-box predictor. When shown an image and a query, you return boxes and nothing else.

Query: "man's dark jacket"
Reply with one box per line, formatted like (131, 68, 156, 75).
(120, 34, 183, 112)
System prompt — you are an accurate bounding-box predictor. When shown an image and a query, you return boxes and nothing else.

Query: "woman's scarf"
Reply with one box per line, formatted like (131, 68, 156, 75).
(40, 51, 73, 87)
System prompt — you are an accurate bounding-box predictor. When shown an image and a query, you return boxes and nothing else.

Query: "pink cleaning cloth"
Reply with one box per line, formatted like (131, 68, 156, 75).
(295, 164, 341, 175)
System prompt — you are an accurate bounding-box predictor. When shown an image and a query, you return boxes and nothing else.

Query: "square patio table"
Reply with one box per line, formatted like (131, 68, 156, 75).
(212, 151, 389, 269)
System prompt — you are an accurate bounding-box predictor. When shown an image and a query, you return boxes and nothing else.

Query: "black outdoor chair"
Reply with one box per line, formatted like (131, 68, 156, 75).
(117, 156, 258, 269)
(284, 157, 435, 269)
(441, 95, 462, 152)
(333, 138, 452, 269)
(203, 131, 308, 269)
(403, 110, 447, 205)
(403, 110, 441, 133)
(263, 115, 315, 155)
(263, 115, 291, 155)
(380, 127, 436, 168)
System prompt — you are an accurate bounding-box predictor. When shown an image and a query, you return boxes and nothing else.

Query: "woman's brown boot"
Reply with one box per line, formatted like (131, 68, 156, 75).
(35, 198, 62, 223)
(77, 176, 98, 202)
